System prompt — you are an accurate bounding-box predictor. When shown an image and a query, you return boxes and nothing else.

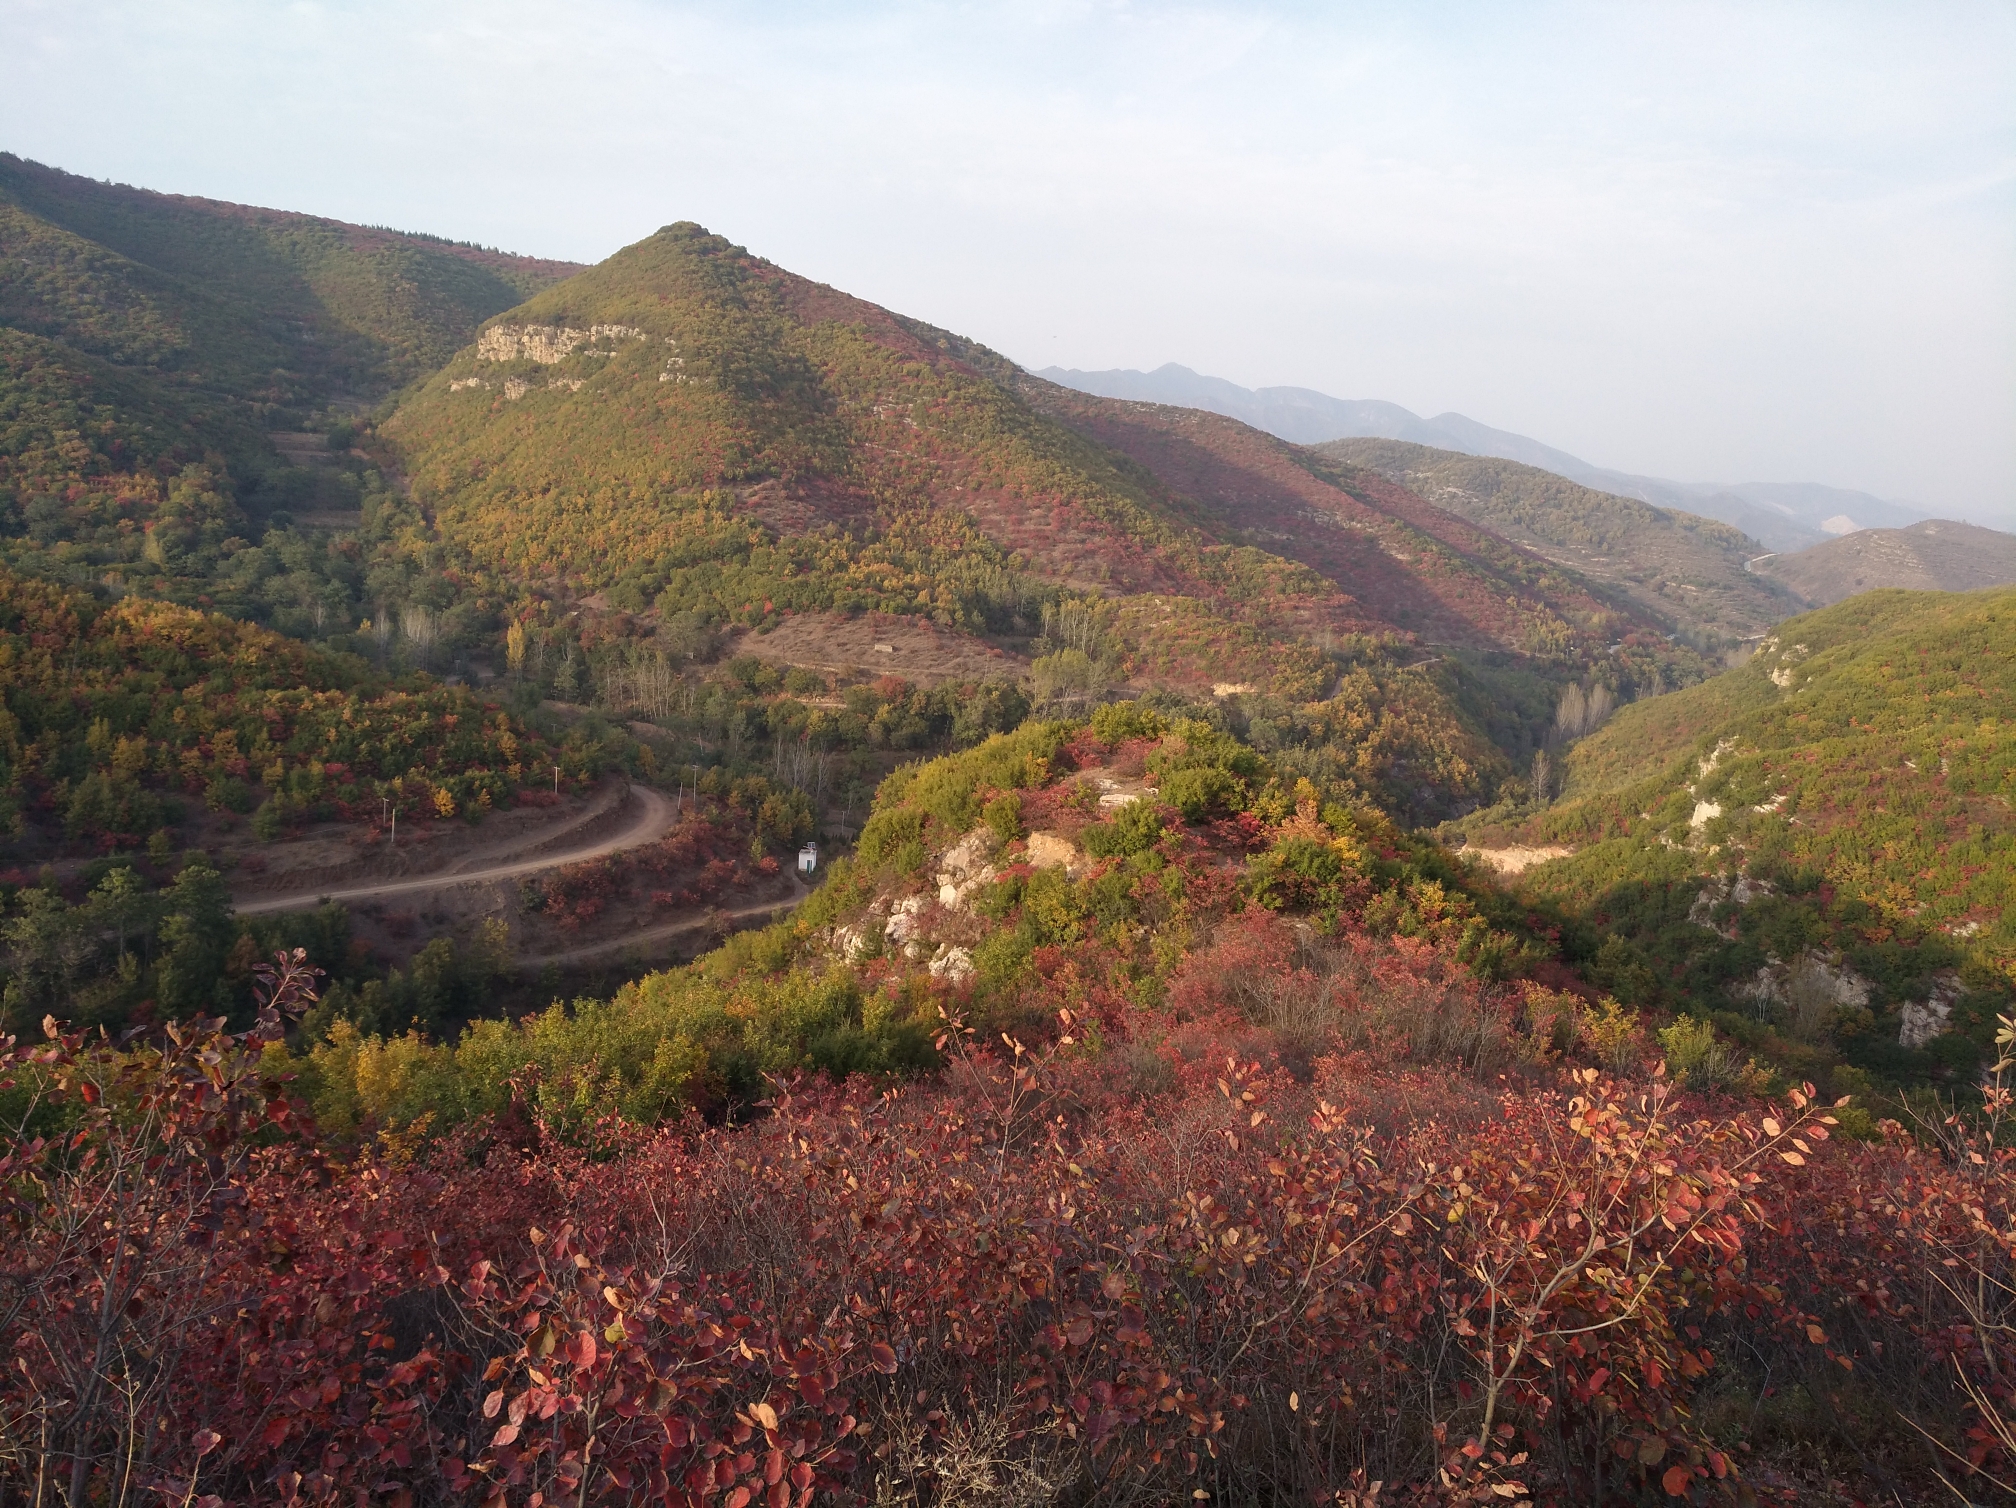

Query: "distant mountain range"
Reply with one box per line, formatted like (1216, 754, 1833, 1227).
(1034, 363, 1933, 555)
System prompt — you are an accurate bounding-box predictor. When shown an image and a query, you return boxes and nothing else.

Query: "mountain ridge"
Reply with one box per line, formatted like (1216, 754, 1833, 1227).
(1037, 361, 1939, 554)
(382, 224, 1700, 699)
(1312, 437, 1798, 643)
(1750, 518, 2016, 607)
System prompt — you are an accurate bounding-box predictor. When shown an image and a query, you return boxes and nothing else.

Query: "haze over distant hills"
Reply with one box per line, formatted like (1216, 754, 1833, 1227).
(1036, 362, 1938, 555)
(1312, 438, 1797, 643)
(1749, 519, 2016, 608)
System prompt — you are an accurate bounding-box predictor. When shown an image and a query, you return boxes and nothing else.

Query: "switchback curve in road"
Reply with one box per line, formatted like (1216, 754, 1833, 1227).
(517, 872, 814, 971)
(234, 785, 679, 916)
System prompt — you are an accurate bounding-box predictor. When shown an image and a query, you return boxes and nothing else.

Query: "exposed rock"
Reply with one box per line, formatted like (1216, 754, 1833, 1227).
(476, 322, 647, 364)
(1899, 972, 1964, 1049)
(884, 894, 931, 950)
(937, 866, 997, 908)
(1025, 831, 1085, 877)
(928, 945, 975, 985)
(939, 827, 999, 883)
(1688, 800, 1724, 830)
(930, 827, 1002, 907)
(1738, 950, 1871, 1039)
(1698, 738, 1738, 778)
(1767, 643, 1809, 689)
(502, 378, 530, 401)
(1465, 844, 1573, 876)
(1688, 872, 1773, 931)
(831, 923, 873, 962)
(448, 377, 488, 392)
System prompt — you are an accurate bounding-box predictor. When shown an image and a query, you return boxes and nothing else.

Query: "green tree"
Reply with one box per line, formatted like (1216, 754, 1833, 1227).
(154, 859, 234, 1016)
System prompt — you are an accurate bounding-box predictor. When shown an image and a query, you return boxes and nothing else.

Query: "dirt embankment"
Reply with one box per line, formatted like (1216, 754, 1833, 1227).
(1461, 844, 1573, 876)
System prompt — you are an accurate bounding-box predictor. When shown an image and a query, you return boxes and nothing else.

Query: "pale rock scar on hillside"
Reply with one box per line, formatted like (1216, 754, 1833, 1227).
(1463, 844, 1573, 876)
(476, 323, 648, 363)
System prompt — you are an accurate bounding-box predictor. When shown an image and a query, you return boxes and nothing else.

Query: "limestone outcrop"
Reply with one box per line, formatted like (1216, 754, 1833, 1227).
(476, 323, 647, 364)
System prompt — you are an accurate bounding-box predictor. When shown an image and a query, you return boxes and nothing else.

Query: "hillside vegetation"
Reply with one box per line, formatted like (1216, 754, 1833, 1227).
(4, 162, 2013, 1508)
(383, 224, 1718, 820)
(1462, 587, 2015, 1092)
(13, 701, 2010, 1505)
(1314, 437, 1795, 643)
(0, 153, 579, 613)
(1, 153, 578, 403)
(1753, 517, 2016, 606)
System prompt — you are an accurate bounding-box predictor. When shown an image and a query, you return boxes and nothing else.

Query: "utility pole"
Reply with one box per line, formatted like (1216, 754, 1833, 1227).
(553, 763, 561, 796)
(389, 805, 397, 847)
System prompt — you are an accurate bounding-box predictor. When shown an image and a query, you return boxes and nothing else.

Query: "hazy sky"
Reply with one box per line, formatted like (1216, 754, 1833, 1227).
(6, 1, 2013, 517)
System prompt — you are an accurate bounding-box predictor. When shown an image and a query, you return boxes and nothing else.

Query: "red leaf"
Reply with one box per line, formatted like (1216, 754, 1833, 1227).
(491, 1424, 520, 1448)
(1662, 1464, 1693, 1496)
(868, 1342, 897, 1374)
(193, 1429, 221, 1458)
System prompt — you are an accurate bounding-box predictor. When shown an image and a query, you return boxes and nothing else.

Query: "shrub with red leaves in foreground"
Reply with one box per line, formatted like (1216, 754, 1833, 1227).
(8, 947, 2015, 1507)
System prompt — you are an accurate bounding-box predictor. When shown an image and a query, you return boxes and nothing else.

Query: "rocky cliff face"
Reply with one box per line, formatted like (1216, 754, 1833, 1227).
(475, 322, 647, 363)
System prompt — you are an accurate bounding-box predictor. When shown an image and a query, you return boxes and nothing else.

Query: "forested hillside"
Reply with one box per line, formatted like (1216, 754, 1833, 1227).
(0, 153, 579, 401)
(13, 697, 2011, 1505)
(380, 223, 1719, 817)
(1753, 517, 2016, 606)
(1314, 437, 1795, 642)
(6, 163, 2015, 1504)
(1458, 587, 2015, 1093)
(0, 153, 579, 604)
(389, 225, 1670, 670)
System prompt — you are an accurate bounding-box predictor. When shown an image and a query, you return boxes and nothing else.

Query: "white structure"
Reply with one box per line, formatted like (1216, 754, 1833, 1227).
(797, 844, 818, 875)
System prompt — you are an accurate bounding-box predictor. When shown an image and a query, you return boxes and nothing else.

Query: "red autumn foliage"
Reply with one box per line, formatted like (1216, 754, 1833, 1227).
(537, 815, 755, 931)
(4, 948, 2012, 1504)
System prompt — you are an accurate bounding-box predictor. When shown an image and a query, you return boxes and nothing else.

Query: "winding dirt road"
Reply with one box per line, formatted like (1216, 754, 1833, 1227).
(517, 873, 814, 971)
(235, 785, 679, 916)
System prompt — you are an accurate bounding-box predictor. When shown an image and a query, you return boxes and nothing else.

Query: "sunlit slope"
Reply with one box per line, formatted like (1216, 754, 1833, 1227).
(386, 223, 1315, 619)
(1510, 587, 2016, 983)
(388, 225, 1686, 682)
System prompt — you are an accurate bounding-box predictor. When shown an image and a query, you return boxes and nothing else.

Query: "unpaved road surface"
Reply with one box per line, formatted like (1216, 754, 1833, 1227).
(235, 786, 678, 916)
(518, 872, 814, 970)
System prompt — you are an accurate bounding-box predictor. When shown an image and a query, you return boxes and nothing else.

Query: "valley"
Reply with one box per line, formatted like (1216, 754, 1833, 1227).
(3, 156, 2012, 1507)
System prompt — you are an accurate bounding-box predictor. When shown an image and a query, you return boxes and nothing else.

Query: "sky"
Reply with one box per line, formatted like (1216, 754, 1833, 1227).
(5, 0, 2014, 519)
